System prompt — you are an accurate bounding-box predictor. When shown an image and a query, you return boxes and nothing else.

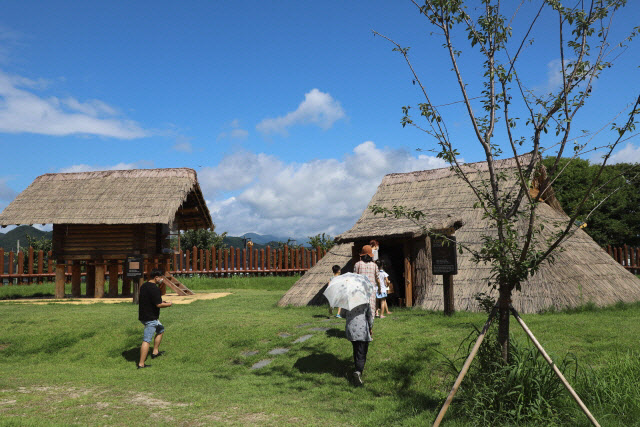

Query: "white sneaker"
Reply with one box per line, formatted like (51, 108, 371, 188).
(353, 371, 363, 386)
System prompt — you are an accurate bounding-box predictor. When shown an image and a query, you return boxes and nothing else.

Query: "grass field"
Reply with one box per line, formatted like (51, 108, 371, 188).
(1, 276, 640, 426)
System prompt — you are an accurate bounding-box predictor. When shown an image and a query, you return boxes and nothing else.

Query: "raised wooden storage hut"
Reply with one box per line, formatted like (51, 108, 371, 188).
(0, 168, 213, 298)
(279, 154, 640, 313)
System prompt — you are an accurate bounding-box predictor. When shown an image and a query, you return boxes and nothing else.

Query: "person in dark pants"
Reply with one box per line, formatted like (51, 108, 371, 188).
(344, 302, 374, 386)
(137, 268, 172, 369)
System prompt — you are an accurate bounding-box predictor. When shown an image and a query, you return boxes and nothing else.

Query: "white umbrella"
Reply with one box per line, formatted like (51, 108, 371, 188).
(323, 272, 375, 311)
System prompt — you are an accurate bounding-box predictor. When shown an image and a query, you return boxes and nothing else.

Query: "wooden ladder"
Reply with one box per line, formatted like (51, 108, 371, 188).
(163, 274, 195, 296)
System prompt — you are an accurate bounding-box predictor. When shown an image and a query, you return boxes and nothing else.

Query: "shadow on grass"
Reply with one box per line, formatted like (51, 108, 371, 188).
(121, 347, 139, 362)
(325, 328, 345, 339)
(293, 353, 350, 378)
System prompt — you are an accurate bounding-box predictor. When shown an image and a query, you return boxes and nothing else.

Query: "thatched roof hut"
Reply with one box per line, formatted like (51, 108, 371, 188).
(279, 155, 640, 313)
(0, 168, 212, 230)
(0, 168, 213, 299)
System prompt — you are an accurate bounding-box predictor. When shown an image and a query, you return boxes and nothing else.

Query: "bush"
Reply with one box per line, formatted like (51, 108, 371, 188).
(444, 324, 576, 426)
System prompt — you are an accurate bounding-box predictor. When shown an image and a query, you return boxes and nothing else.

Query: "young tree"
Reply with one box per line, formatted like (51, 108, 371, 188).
(374, 0, 639, 361)
(176, 229, 227, 252)
(307, 233, 336, 252)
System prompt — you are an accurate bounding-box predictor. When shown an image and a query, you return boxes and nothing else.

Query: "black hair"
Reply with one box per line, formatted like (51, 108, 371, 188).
(376, 259, 387, 270)
(150, 268, 165, 279)
(332, 265, 341, 274)
(361, 254, 373, 263)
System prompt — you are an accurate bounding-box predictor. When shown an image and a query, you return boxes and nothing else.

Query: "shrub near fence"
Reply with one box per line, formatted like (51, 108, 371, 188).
(606, 245, 640, 275)
(0, 245, 327, 285)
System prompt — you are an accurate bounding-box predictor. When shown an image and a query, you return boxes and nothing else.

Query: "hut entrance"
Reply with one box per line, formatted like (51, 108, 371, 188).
(377, 240, 407, 307)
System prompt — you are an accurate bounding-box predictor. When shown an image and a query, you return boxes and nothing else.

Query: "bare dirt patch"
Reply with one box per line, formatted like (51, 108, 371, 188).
(0, 292, 231, 305)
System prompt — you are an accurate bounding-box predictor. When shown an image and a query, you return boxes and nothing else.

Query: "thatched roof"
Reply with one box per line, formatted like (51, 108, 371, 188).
(277, 243, 355, 307)
(0, 168, 213, 230)
(280, 154, 640, 313)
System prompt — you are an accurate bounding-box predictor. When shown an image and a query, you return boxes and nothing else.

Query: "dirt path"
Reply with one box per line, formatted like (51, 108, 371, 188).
(0, 292, 231, 305)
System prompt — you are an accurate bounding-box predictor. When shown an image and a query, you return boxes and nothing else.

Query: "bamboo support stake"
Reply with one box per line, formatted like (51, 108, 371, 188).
(433, 307, 497, 427)
(510, 307, 600, 427)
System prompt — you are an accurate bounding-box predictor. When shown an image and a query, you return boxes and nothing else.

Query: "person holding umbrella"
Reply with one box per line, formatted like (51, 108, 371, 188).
(323, 272, 375, 386)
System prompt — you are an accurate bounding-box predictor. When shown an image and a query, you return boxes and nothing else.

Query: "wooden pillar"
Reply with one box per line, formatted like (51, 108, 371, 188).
(133, 277, 143, 304)
(443, 274, 455, 315)
(55, 262, 66, 298)
(86, 264, 96, 297)
(71, 261, 82, 297)
(404, 242, 413, 307)
(108, 261, 119, 297)
(122, 276, 131, 296)
(95, 262, 105, 298)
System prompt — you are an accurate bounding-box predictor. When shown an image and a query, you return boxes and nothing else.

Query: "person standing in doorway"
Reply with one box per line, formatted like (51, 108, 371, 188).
(137, 268, 172, 369)
(370, 240, 380, 262)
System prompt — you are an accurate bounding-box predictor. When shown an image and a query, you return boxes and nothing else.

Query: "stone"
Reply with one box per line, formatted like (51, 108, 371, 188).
(250, 359, 272, 370)
(268, 348, 290, 355)
(241, 351, 259, 357)
(293, 334, 313, 343)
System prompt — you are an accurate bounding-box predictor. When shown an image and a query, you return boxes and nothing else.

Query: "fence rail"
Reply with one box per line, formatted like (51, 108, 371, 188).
(0, 245, 327, 284)
(606, 245, 640, 274)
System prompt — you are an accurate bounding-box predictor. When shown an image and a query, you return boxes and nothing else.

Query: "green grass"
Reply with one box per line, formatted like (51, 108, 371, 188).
(1, 278, 640, 426)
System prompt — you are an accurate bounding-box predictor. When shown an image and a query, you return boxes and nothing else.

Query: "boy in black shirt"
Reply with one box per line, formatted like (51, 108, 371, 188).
(137, 269, 172, 369)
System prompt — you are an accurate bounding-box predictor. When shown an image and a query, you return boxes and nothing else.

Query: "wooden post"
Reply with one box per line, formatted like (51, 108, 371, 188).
(133, 277, 143, 304)
(433, 307, 497, 427)
(206, 249, 210, 272)
(443, 274, 455, 315)
(37, 250, 44, 284)
(122, 276, 131, 296)
(17, 251, 24, 283)
(108, 261, 119, 297)
(260, 249, 265, 274)
(95, 262, 105, 298)
(192, 246, 198, 272)
(55, 262, 66, 298)
(71, 261, 82, 297)
(27, 247, 34, 284)
(511, 307, 601, 427)
(230, 247, 235, 272)
(86, 264, 96, 297)
(403, 242, 412, 307)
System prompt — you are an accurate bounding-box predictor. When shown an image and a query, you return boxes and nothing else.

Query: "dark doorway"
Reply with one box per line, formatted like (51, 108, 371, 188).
(378, 240, 406, 306)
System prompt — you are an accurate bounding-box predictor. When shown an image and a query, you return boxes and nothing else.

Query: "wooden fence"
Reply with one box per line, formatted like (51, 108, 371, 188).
(0, 245, 327, 284)
(606, 245, 640, 274)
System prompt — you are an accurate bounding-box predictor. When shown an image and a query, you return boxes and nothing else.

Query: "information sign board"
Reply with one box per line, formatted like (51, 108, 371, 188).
(125, 255, 144, 279)
(431, 236, 458, 275)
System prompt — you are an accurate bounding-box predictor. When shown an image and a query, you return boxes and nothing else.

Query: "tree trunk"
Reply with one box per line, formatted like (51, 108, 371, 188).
(497, 285, 511, 363)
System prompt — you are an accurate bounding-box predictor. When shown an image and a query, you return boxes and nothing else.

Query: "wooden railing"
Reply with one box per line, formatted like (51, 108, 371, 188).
(606, 245, 640, 274)
(0, 245, 327, 284)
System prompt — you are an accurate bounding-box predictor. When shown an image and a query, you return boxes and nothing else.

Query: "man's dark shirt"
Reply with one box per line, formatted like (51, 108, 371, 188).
(139, 281, 163, 322)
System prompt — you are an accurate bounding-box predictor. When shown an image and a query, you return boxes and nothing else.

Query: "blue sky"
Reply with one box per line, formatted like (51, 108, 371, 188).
(0, 1, 638, 239)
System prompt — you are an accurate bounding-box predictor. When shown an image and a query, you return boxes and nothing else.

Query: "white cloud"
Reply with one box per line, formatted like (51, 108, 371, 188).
(173, 136, 193, 153)
(609, 143, 640, 164)
(0, 177, 17, 200)
(0, 70, 149, 139)
(256, 89, 346, 136)
(200, 141, 446, 237)
(59, 161, 154, 173)
(217, 119, 249, 141)
(534, 59, 571, 94)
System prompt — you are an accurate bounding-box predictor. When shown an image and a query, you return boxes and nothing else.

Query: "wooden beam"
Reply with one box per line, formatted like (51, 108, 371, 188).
(108, 261, 119, 297)
(443, 273, 455, 315)
(95, 263, 105, 298)
(71, 261, 82, 297)
(55, 263, 66, 298)
(404, 242, 412, 307)
(86, 264, 96, 297)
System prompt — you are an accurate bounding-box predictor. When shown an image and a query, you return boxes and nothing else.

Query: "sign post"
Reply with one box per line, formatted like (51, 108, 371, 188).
(126, 255, 144, 304)
(431, 236, 458, 315)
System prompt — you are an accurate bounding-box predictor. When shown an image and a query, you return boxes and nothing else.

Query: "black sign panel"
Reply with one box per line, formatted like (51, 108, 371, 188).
(431, 236, 458, 275)
(125, 255, 144, 279)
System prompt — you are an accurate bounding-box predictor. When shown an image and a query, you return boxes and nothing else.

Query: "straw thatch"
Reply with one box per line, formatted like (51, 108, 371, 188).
(277, 243, 355, 307)
(0, 168, 213, 230)
(279, 154, 640, 313)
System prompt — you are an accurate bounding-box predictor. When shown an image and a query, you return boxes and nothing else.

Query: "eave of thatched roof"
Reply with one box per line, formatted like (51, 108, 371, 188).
(336, 153, 558, 243)
(0, 168, 213, 230)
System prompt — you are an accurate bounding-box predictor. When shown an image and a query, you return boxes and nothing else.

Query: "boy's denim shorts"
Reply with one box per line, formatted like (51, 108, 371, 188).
(141, 320, 165, 343)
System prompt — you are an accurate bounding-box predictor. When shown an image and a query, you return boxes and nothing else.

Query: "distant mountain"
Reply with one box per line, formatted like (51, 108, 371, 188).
(0, 226, 53, 252)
